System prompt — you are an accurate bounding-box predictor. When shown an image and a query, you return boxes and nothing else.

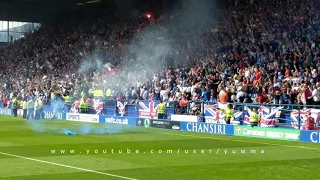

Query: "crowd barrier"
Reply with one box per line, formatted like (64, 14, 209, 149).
(1, 99, 320, 130)
(0, 106, 319, 144)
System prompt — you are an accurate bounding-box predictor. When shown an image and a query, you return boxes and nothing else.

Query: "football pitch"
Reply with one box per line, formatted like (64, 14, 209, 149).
(0, 116, 320, 180)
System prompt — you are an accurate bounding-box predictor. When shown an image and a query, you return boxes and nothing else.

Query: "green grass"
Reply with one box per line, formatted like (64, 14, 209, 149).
(0, 115, 320, 180)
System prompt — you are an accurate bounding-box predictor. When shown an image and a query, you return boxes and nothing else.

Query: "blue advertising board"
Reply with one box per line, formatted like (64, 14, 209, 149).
(180, 122, 234, 135)
(300, 130, 320, 143)
(43, 111, 66, 120)
(0, 107, 13, 116)
(99, 115, 136, 126)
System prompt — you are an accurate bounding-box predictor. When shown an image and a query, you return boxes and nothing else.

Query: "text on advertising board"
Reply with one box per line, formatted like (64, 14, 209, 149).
(136, 118, 180, 130)
(66, 113, 80, 121)
(43, 111, 63, 120)
(309, 131, 320, 143)
(183, 122, 226, 134)
(234, 126, 299, 141)
(0, 108, 11, 115)
(300, 131, 320, 144)
(66, 113, 99, 123)
(105, 117, 129, 125)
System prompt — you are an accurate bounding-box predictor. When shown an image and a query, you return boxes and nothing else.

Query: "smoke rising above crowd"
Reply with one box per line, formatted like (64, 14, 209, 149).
(77, 0, 217, 91)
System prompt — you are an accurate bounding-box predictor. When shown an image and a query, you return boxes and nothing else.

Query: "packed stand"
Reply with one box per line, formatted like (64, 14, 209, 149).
(0, 0, 320, 116)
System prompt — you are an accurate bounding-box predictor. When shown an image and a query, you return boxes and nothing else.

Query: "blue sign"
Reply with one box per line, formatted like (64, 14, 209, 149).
(0, 108, 13, 115)
(300, 130, 320, 143)
(180, 122, 234, 135)
(43, 111, 66, 120)
(99, 115, 136, 126)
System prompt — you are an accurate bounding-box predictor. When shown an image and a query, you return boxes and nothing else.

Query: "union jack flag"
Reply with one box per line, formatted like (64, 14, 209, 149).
(292, 110, 320, 130)
(94, 100, 104, 115)
(70, 106, 79, 113)
(259, 110, 278, 127)
(245, 106, 283, 127)
(291, 109, 311, 129)
(204, 103, 242, 124)
(117, 101, 127, 116)
(138, 101, 159, 119)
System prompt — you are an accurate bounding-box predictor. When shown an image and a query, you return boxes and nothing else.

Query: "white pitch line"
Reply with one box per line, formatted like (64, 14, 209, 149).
(0, 151, 138, 180)
(163, 132, 320, 151)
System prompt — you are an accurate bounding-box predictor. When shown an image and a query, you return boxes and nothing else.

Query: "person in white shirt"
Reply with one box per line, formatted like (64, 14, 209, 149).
(236, 86, 246, 103)
(160, 88, 169, 101)
(142, 88, 148, 100)
(311, 83, 320, 106)
(245, 67, 250, 80)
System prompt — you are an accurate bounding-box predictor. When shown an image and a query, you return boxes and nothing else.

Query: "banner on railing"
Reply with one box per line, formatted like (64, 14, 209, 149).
(136, 118, 180, 130)
(170, 114, 199, 122)
(117, 101, 127, 116)
(234, 126, 300, 141)
(180, 122, 234, 135)
(300, 130, 320, 143)
(0, 108, 12, 115)
(204, 103, 242, 124)
(137, 101, 159, 119)
(66, 113, 99, 123)
(290, 109, 320, 129)
(243, 106, 283, 127)
(204, 111, 242, 125)
(203, 104, 282, 126)
(100, 115, 136, 126)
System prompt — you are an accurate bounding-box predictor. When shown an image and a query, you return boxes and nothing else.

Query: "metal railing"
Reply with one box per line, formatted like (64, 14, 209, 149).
(1, 98, 319, 130)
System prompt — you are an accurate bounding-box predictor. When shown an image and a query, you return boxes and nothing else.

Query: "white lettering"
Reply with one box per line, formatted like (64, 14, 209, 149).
(217, 125, 225, 134)
(0, 108, 11, 115)
(86, 150, 90, 154)
(203, 124, 208, 132)
(310, 132, 319, 143)
(105, 117, 129, 125)
(224, 150, 228, 154)
(244, 129, 265, 136)
(266, 132, 283, 138)
(94, 150, 98, 154)
(198, 124, 203, 132)
(186, 123, 225, 134)
(44, 112, 54, 119)
(285, 133, 299, 140)
(127, 149, 131, 154)
(192, 123, 197, 131)
(210, 124, 214, 133)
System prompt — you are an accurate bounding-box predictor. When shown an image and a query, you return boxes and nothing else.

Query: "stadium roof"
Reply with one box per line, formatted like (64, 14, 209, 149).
(0, 0, 104, 23)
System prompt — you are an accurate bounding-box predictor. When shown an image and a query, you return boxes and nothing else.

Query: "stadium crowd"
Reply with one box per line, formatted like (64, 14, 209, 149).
(0, 0, 320, 115)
